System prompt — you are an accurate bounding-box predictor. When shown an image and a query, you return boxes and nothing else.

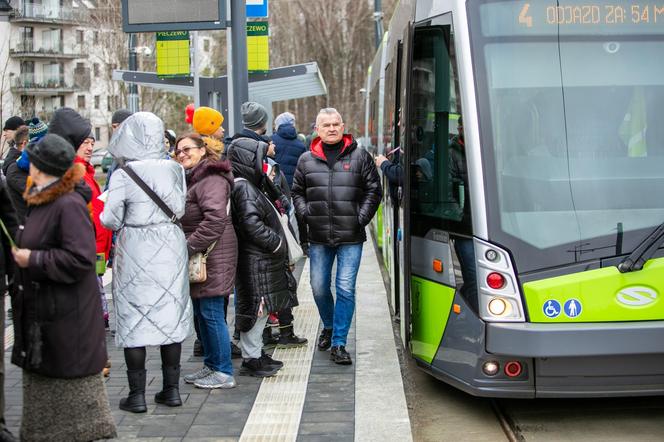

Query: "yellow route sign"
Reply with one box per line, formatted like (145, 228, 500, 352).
(247, 21, 269, 73)
(156, 31, 190, 78)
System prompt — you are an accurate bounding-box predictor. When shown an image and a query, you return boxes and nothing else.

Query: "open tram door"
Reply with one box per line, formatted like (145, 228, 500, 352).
(402, 11, 474, 363)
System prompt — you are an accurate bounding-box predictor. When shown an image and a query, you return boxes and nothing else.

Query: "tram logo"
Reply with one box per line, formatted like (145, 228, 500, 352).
(616, 286, 658, 307)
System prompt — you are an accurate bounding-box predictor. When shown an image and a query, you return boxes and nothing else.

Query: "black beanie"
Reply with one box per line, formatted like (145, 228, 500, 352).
(27, 134, 75, 177)
(3, 116, 25, 131)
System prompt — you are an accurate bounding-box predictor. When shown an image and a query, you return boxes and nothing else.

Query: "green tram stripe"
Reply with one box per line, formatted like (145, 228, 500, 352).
(410, 276, 455, 363)
(524, 257, 664, 322)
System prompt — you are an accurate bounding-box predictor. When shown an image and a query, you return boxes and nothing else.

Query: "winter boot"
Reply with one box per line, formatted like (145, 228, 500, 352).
(277, 325, 308, 349)
(262, 326, 279, 349)
(119, 369, 147, 413)
(240, 357, 279, 378)
(154, 365, 182, 407)
(193, 339, 204, 357)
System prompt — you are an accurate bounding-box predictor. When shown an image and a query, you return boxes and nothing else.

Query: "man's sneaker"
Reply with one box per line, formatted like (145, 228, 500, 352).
(317, 328, 333, 351)
(231, 342, 242, 359)
(193, 339, 204, 357)
(184, 366, 213, 384)
(193, 371, 237, 389)
(330, 346, 352, 365)
(240, 358, 279, 378)
(261, 351, 283, 369)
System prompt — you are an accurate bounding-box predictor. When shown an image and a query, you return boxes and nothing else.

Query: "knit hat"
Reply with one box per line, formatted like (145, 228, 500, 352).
(111, 109, 133, 125)
(274, 112, 295, 130)
(28, 117, 48, 143)
(193, 106, 224, 136)
(3, 116, 25, 131)
(241, 102, 268, 130)
(26, 133, 75, 177)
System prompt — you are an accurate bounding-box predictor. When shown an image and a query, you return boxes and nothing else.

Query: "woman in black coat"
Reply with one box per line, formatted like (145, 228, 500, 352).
(11, 134, 116, 441)
(225, 137, 297, 378)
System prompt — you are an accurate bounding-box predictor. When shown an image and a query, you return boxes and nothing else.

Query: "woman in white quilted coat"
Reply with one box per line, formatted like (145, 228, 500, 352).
(101, 112, 192, 414)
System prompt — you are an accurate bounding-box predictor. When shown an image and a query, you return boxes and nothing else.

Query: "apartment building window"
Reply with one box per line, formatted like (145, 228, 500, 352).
(93, 63, 100, 77)
(76, 30, 84, 45)
(107, 95, 112, 112)
(77, 95, 86, 108)
(95, 127, 101, 141)
(19, 27, 34, 51)
(203, 38, 210, 52)
(93, 31, 99, 44)
(94, 95, 100, 109)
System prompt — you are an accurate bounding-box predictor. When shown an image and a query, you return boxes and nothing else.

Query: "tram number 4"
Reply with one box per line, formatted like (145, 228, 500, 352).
(519, 3, 533, 28)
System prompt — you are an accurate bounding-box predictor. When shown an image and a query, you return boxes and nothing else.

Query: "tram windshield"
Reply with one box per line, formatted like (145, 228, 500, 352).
(468, 1, 664, 272)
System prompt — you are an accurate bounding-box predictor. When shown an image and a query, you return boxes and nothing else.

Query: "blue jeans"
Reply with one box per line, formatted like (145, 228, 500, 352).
(192, 297, 233, 375)
(309, 243, 363, 347)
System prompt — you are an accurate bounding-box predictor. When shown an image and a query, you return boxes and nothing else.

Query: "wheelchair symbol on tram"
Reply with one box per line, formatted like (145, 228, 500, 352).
(543, 300, 561, 318)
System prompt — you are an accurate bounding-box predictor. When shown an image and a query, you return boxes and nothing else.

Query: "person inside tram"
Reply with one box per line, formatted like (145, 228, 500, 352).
(448, 117, 477, 311)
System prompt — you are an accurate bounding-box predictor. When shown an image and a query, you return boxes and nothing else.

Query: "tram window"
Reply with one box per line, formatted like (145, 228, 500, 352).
(409, 23, 472, 238)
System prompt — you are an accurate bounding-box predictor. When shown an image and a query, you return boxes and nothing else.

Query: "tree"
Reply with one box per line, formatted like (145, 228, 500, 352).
(269, 0, 397, 135)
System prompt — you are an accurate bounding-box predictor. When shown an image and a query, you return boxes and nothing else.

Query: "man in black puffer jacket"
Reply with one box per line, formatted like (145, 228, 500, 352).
(292, 108, 382, 365)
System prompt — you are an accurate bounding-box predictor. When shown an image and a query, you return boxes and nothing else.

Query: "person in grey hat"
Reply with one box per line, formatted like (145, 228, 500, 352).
(111, 109, 133, 132)
(241, 102, 268, 131)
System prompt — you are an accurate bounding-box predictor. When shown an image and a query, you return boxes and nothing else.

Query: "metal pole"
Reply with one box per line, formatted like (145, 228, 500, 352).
(192, 31, 200, 107)
(128, 34, 139, 113)
(374, 0, 384, 49)
(230, 0, 248, 135)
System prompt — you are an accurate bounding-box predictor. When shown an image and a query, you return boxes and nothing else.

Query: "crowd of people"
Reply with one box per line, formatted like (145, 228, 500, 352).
(0, 102, 381, 441)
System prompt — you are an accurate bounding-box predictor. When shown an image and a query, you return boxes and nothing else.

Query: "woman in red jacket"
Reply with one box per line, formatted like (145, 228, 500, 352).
(74, 134, 113, 328)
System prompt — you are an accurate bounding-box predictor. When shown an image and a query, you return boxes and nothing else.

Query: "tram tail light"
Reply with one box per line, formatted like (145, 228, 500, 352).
(504, 361, 523, 378)
(486, 272, 506, 289)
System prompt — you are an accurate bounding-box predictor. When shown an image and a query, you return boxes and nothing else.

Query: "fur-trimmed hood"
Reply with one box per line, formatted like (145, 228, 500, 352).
(23, 163, 90, 206)
(187, 158, 233, 188)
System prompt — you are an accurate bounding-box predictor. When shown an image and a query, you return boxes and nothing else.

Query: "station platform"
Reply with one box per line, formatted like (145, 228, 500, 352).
(2, 237, 413, 441)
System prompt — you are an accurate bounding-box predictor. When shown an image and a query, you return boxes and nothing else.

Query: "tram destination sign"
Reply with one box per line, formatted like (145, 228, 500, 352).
(122, 0, 227, 33)
(481, 1, 664, 36)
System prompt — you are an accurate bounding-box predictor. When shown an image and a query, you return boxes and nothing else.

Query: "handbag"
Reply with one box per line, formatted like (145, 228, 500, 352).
(235, 177, 304, 265)
(188, 241, 217, 283)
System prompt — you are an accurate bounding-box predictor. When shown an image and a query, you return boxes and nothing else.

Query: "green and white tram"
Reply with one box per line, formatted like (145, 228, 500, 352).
(366, 0, 664, 397)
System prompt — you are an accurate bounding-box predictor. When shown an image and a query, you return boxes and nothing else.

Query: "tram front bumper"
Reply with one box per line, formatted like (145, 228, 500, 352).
(486, 320, 664, 357)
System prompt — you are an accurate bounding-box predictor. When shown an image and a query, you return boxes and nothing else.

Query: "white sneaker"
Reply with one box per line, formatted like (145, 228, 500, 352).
(193, 371, 237, 389)
(184, 366, 213, 384)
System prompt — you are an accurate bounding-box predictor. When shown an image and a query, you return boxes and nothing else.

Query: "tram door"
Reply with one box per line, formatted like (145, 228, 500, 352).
(405, 13, 470, 363)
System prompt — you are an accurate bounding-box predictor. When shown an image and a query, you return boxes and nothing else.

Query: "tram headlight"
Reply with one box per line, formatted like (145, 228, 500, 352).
(482, 361, 500, 376)
(485, 249, 499, 262)
(488, 297, 509, 316)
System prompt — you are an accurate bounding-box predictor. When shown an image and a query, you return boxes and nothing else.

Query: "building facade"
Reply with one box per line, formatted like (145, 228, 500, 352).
(1, 0, 117, 148)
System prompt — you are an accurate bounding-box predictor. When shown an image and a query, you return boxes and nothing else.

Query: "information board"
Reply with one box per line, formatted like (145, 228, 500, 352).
(156, 31, 190, 78)
(247, 21, 269, 73)
(122, 0, 226, 32)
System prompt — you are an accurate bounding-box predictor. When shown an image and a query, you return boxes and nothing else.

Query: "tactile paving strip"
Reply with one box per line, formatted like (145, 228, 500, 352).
(240, 259, 320, 442)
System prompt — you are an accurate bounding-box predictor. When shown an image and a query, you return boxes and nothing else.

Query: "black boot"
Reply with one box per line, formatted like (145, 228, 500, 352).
(277, 325, 308, 348)
(263, 326, 279, 349)
(193, 339, 204, 357)
(240, 357, 279, 378)
(155, 365, 182, 407)
(119, 369, 147, 413)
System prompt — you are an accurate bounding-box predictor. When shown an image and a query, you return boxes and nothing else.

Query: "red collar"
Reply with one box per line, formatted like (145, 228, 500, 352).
(310, 134, 355, 161)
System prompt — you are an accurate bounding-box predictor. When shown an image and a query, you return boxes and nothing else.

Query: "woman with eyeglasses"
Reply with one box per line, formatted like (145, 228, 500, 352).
(100, 112, 192, 413)
(174, 133, 238, 389)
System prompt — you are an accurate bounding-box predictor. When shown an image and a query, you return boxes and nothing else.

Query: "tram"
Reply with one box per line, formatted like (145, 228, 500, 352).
(365, 0, 664, 397)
